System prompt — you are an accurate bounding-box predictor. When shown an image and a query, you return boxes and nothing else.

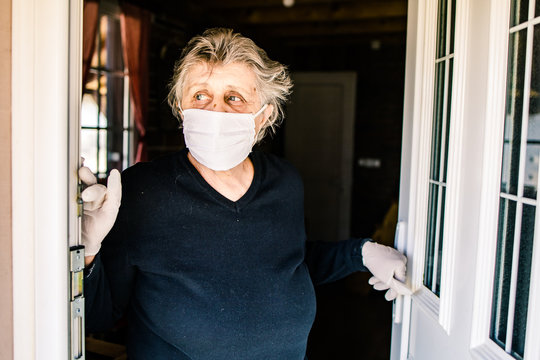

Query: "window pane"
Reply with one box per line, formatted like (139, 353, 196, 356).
(524, 141, 540, 198)
(81, 93, 100, 128)
(99, 77, 108, 128)
(491, 198, 517, 347)
(449, 0, 456, 55)
(424, 184, 439, 291)
(511, 204, 535, 358)
(98, 129, 108, 176)
(81, 129, 98, 173)
(526, 26, 540, 198)
(531, 25, 540, 119)
(106, 75, 125, 129)
(436, 0, 448, 59)
(435, 186, 446, 296)
(443, 59, 454, 182)
(105, 16, 124, 72)
(536, 0, 540, 17)
(510, 0, 530, 27)
(501, 30, 528, 195)
(430, 62, 446, 181)
(98, 16, 108, 68)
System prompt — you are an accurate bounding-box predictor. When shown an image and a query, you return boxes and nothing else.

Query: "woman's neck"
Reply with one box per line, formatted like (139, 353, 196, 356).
(187, 151, 254, 202)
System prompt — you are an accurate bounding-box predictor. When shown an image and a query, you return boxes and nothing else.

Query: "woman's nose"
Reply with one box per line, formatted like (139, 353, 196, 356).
(208, 101, 228, 112)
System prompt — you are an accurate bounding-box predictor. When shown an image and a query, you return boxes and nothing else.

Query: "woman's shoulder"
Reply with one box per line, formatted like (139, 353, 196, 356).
(253, 151, 303, 185)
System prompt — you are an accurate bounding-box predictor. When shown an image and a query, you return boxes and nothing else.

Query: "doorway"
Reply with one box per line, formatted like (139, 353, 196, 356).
(80, 1, 407, 359)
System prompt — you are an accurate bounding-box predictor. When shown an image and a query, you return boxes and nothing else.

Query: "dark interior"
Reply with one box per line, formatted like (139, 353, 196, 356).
(87, 0, 407, 358)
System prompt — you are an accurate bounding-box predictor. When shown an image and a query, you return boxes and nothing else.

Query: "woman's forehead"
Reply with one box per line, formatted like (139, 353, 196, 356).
(184, 62, 258, 94)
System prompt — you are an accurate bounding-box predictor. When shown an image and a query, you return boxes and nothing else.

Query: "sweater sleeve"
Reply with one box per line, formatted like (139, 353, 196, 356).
(304, 238, 371, 286)
(84, 177, 136, 333)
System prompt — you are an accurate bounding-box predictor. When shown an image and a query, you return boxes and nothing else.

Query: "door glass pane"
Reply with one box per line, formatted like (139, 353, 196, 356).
(99, 75, 108, 128)
(449, 0, 456, 54)
(436, 0, 448, 58)
(424, 184, 439, 290)
(525, 26, 540, 198)
(510, 0, 530, 27)
(105, 16, 124, 72)
(501, 30, 528, 196)
(81, 93, 101, 128)
(435, 186, 446, 295)
(81, 128, 98, 173)
(430, 62, 446, 181)
(98, 129, 108, 177)
(511, 204, 535, 357)
(491, 198, 517, 348)
(443, 59, 454, 182)
(424, 0, 455, 298)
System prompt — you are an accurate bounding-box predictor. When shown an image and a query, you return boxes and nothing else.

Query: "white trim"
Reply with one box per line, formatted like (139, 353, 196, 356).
(471, 340, 516, 360)
(12, 0, 36, 357)
(470, 0, 510, 349)
(438, 0, 470, 333)
(410, 0, 437, 297)
(12, 0, 71, 358)
(522, 163, 540, 359)
(69, 1, 83, 248)
(468, 0, 535, 359)
(390, 0, 420, 357)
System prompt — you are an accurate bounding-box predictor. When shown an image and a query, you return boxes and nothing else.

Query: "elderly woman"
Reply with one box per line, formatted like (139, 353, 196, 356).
(81, 28, 409, 360)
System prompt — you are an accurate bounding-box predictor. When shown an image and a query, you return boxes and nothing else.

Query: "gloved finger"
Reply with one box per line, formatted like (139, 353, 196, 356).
(389, 278, 413, 296)
(385, 288, 397, 301)
(105, 169, 122, 207)
(79, 166, 97, 186)
(394, 265, 407, 283)
(368, 276, 381, 285)
(81, 184, 107, 210)
(373, 282, 391, 291)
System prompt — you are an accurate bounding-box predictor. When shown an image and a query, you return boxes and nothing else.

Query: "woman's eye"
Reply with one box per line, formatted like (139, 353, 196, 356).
(195, 93, 208, 101)
(228, 95, 242, 102)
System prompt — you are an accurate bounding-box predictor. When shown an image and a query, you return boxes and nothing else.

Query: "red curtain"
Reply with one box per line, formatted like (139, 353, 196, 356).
(82, 0, 100, 90)
(120, 3, 151, 163)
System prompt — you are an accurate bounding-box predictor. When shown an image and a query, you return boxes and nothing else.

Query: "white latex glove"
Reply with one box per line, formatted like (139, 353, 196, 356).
(368, 276, 412, 301)
(362, 241, 412, 300)
(79, 166, 122, 256)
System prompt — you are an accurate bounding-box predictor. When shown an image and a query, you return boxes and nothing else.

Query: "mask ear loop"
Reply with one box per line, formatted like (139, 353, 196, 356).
(253, 104, 268, 118)
(252, 104, 270, 145)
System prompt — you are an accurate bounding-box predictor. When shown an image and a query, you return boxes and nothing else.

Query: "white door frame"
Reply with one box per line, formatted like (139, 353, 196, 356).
(392, 0, 540, 359)
(12, 0, 77, 358)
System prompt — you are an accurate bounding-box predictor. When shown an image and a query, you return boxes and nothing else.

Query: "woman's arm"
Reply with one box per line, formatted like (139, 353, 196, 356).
(304, 238, 370, 286)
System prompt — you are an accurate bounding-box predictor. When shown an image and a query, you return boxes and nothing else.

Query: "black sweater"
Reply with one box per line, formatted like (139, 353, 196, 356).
(85, 149, 369, 360)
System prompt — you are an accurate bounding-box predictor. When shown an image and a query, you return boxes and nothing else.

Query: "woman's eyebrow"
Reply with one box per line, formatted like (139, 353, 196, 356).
(224, 85, 255, 95)
(184, 82, 208, 92)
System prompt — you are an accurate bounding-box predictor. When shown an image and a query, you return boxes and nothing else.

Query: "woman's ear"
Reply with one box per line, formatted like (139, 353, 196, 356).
(261, 104, 274, 126)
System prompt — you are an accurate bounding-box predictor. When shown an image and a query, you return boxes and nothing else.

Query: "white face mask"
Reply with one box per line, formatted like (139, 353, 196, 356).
(181, 104, 268, 171)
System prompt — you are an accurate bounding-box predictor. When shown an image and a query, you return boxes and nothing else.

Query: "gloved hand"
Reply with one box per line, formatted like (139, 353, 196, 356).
(368, 276, 412, 301)
(79, 166, 122, 256)
(362, 241, 412, 300)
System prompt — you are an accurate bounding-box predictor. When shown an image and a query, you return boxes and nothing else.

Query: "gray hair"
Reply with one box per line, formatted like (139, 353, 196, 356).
(167, 28, 293, 142)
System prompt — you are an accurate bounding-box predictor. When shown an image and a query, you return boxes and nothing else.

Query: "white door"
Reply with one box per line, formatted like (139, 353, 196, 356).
(392, 0, 540, 359)
(11, 0, 81, 358)
(285, 72, 356, 242)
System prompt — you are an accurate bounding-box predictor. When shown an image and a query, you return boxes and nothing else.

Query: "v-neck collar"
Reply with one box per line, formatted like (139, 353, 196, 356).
(179, 149, 262, 212)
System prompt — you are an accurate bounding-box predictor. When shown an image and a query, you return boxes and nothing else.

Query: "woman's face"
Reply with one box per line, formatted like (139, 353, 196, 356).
(181, 62, 271, 132)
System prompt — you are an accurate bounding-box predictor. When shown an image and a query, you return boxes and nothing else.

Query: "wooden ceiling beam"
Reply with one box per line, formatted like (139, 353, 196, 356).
(215, 1, 407, 25)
